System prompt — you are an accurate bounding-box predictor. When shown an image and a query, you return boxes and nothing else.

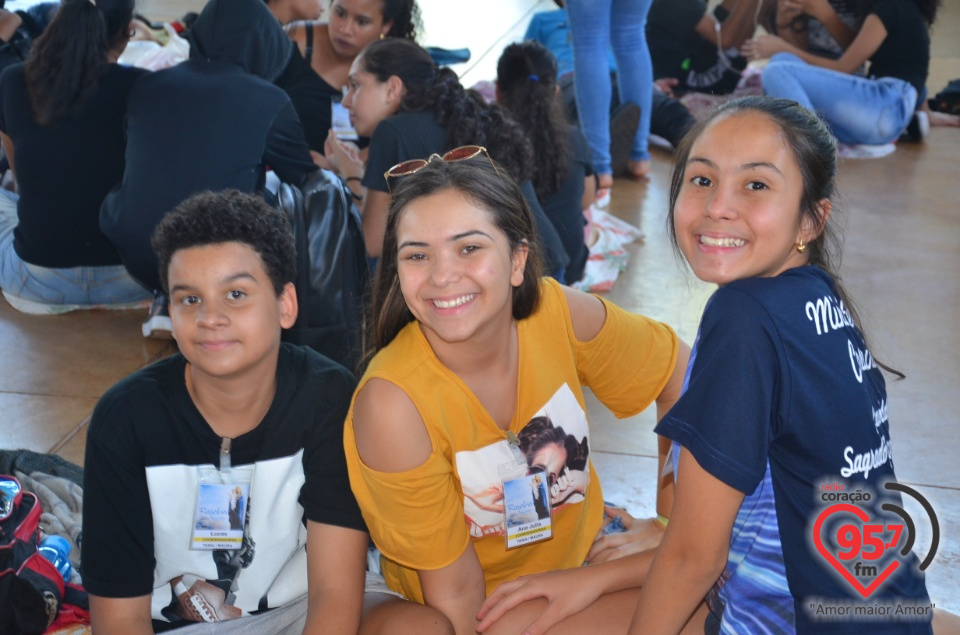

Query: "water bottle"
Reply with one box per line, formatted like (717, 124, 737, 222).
(38, 535, 73, 582)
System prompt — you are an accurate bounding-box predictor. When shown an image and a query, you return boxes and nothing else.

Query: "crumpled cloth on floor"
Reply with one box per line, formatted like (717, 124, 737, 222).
(573, 208, 644, 293)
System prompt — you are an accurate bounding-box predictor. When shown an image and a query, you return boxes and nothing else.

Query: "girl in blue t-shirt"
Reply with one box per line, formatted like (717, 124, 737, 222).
(634, 96, 941, 633)
(477, 96, 957, 634)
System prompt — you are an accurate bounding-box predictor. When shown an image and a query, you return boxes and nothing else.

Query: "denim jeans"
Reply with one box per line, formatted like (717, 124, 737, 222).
(566, 0, 654, 173)
(761, 52, 917, 145)
(0, 190, 150, 310)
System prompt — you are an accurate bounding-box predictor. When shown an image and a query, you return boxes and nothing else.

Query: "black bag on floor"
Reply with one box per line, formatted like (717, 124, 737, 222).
(928, 78, 960, 115)
(0, 475, 63, 635)
(278, 170, 369, 373)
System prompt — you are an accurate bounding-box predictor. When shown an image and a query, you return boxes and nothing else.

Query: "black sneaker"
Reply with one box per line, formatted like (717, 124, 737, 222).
(142, 293, 173, 339)
(610, 102, 640, 177)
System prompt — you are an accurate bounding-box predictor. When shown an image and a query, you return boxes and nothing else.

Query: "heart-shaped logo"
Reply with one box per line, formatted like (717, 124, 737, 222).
(813, 503, 900, 598)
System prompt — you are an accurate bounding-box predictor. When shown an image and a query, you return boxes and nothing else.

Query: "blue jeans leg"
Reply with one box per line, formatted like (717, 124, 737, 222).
(0, 191, 151, 309)
(611, 0, 654, 163)
(761, 52, 917, 145)
(568, 0, 654, 174)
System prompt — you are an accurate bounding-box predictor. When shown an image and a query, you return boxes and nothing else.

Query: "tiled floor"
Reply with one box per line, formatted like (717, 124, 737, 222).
(1, 0, 957, 616)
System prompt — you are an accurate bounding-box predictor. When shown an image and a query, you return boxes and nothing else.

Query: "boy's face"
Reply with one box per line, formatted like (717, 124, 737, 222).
(167, 242, 297, 383)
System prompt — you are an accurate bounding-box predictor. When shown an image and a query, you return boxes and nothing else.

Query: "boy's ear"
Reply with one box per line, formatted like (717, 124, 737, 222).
(279, 282, 298, 329)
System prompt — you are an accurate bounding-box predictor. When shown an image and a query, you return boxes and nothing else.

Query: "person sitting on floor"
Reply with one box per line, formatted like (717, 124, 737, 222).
(343, 154, 688, 633)
(82, 189, 449, 634)
(745, 0, 940, 148)
(99, 0, 318, 337)
(0, 0, 151, 315)
(496, 41, 594, 285)
(277, 0, 421, 153)
(646, 0, 764, 96)
(327, 37, 570, 277)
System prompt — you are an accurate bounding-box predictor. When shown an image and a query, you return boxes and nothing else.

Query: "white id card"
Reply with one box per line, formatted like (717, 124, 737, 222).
(332, 96, 359, 141)
(191, 466, 253, 551)
(500, 463, 553, 549)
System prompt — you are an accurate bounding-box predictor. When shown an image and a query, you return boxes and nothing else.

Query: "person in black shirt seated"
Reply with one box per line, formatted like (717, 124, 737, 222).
(277, 0, 421, 153)
(496, 41, 594, 285)
(100, 0, 319, 337)
(329, 38, 570, 278)
(84, 189, 452, 634)
(0, 0, 151, 314)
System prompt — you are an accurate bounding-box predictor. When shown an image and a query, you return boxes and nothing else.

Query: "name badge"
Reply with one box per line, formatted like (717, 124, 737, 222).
(191, 466, 253, 551)
(500, 462, 553, 549)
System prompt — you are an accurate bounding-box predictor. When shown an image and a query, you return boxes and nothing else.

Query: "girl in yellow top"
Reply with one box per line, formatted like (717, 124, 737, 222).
(344, 150, 689, 634)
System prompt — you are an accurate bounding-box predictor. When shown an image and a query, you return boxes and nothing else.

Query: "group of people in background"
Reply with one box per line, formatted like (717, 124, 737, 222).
(0, 0, 957, 633)
(0, 0, 953, 320)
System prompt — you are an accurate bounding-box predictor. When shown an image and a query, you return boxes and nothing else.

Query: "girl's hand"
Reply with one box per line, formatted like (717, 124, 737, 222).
(476, 569, 602, 635)
(322, 129, 364, 179)
(742, 35, 788, 61)
(588, 506, 666, 565)
(462, 482, 505, 513)
(311, 150, 333, 171)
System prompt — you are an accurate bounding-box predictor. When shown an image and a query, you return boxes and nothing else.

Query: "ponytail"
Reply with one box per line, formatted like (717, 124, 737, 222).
(497, 41, 570, 201)
(359, 38, 534, 183)
(24, 0, 134, 125)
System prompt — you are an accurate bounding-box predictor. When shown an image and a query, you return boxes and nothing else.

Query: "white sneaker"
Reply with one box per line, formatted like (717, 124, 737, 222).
(142, 294, 173, 338)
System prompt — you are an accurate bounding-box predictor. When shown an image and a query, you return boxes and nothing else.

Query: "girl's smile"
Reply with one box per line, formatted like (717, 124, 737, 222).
(674, 111, 818, 285)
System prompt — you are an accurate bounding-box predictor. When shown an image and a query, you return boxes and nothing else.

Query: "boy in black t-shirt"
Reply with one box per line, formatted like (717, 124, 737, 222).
(82, 190, 372, 633)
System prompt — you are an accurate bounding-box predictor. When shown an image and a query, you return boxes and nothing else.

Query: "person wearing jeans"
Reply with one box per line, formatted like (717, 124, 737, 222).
(744, 0, 937, 147)
(761, 52, 916, 145)
(566, 0, 654, 185)
(0, 191, 149, 314)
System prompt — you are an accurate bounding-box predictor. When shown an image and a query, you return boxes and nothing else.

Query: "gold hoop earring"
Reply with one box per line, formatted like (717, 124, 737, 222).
(380, 33, 385, 40)
(796, 238, 806, 253)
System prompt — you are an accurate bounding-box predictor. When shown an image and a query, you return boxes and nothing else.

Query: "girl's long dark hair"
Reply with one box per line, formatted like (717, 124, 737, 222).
(359, 38, 533, 183)
(497, 41, 570, 202)
(24, 0, 134, 125)
(667, 96, 903, 378)
(361, 158, 543, 373)
(381, 0, 422, 40)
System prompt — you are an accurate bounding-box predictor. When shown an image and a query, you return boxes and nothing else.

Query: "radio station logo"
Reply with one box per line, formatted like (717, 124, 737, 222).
(813, 481, 939, 599)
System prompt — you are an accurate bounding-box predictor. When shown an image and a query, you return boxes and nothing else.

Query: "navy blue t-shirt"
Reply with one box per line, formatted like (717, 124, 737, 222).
(656, 266, 930, 634)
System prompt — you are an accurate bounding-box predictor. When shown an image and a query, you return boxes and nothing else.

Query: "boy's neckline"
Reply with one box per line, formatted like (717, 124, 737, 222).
(184, 361, 278, 439)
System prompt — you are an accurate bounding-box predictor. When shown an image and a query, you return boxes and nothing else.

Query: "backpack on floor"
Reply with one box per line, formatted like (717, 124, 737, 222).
(0, 475, 64, 635)
(928, 78, 960, 115)
(278, 170, 370, 373)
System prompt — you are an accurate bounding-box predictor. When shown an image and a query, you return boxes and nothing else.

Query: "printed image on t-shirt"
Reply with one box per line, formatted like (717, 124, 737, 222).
(455, 384, 590, 538)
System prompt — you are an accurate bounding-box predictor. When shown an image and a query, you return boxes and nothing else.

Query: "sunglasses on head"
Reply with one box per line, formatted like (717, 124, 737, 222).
(383, 145, 502, 193)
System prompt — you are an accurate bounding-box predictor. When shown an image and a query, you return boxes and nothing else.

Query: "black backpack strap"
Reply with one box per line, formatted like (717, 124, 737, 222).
(305, 22, 314, 65)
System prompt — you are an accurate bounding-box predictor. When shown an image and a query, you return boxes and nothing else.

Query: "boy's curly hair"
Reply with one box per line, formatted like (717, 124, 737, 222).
(151, 190, 297, 296)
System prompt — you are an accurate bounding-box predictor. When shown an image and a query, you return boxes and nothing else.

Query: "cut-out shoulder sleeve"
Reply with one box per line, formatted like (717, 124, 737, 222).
(345, 377, 470, 573)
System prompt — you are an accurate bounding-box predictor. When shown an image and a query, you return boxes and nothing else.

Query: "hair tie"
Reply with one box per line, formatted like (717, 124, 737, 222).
(527, 74, 539, 82)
